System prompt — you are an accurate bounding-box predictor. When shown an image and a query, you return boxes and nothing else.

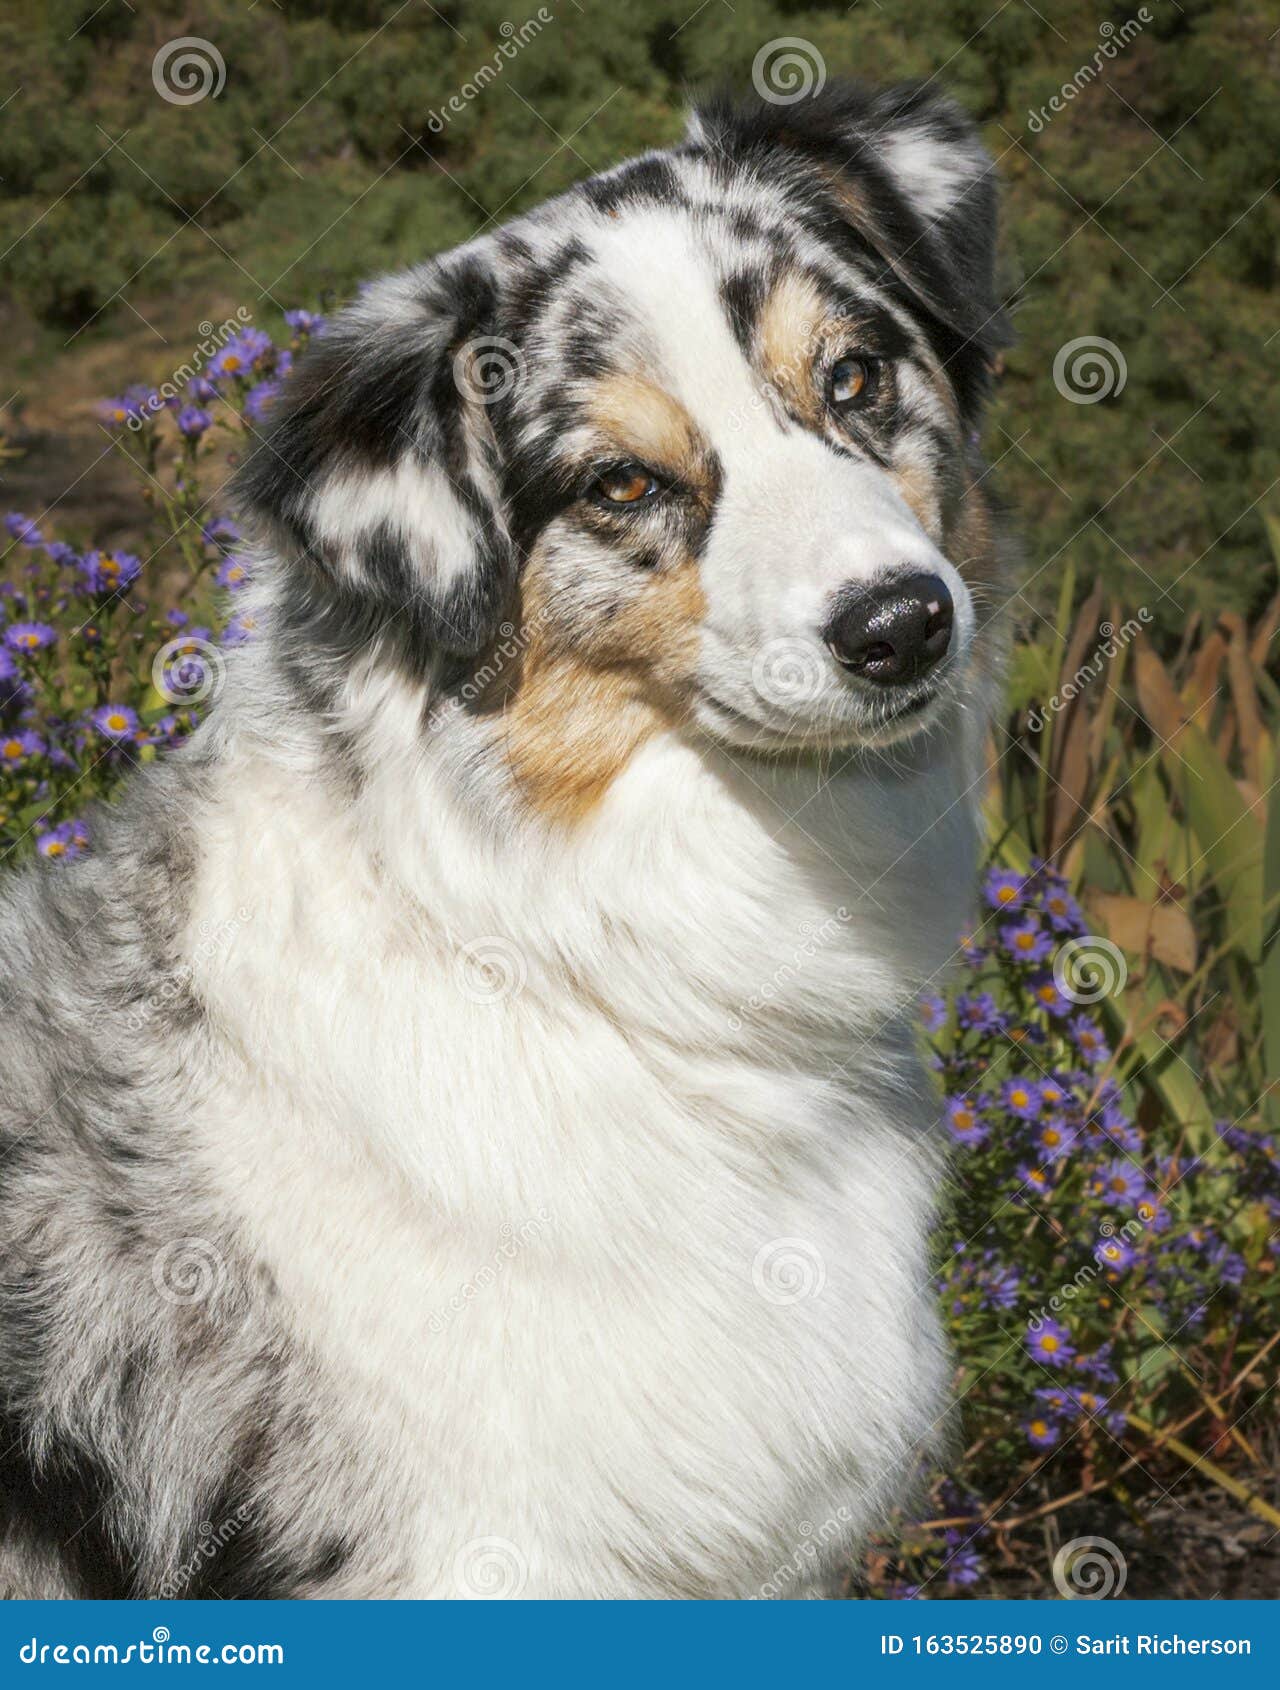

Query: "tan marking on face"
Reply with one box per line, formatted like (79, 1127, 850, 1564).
(589, 374, 700, 478)
(492, 545, 707, 824)
(892, 459, 943, 538)
(757, 271, 828, 424)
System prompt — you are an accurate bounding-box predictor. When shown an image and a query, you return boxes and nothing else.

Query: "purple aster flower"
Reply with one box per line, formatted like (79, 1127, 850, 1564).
(983, 866, 1026, 912)
(166, 607, 191, 628)
(1036, 1118, 1075, 1159)
(1034, 1385, 1072, 1419)
(201, 516, 240, 550)
(919, 992, 946, 1033)
(1094, 1234, 1135, 1272)
(1028, 969, 1073, 1017)
(176, 405, 212, 440)
(215, 554, 251, 591)
(0, 728, 45, 765)
(1042, 883, 1086, 934)
(36, 819, 86, 860)
(1069, 1014, 1111, 1065)
(220, 611, 258, 647)
(1026, 1318, 1075, 1367)
(187, 376, 219, 403)
(4, 621, 57, 653)
(44, 540, 78, 567)
(956, 991, 1006, 1035)
(1017, 1160, 1056, 1195)
(243, 379, 280, 424)
(946, 1094, 989, 1146)
(4, 512, 43, 546)
(1091, 1160, 1147, 1207)
(80, 550, 141, 596)
(1208, 1243, 1246, 1286)
(209, 328, 273, 380)
(943, 1536, 984, 1586)
(284, 308, 325, 338)
(1025, 1415, 1059, 1449)
(88, 703, 139, 742)
(982, 1261, 1021, 1310)
(1001, 1077, 1042, 1120)
(1001, 914, 1055, 964)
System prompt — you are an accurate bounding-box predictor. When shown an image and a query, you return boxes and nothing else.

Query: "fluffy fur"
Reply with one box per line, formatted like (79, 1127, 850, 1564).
(0, 81, 1011, 1599)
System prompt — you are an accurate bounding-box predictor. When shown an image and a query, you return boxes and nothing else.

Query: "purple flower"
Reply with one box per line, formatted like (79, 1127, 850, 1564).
(80, 550, 141, 596)
(284, 307, 325, 338)
(220, 611, 257, 647)
(946, 1094, 989, 1146)
(88, 703, 139, 742)
(1042, 883, 1086, 934)
(36, 818, 89, 860)
(4, 621, 57, 653)
(919, 993, 946, 1033)
(1001, 915, 1055, 964)
(1026, 1318, 1075, 1367)
(208, 328, 273, 380)
(1069, 1014, 1111, 1065)
(177, 405, 212, 440)
(1017, 1160, 1056, 1195)
(1091, 1160, 1147, 1207)
(1036, 1119, 1077, 1159)
(1001, 1077, 1042, 1120)
(1094, 1234, 1135, 1272)
(0, 727, 45, 764)
(242, 379, 280, 424)
(1025, 1415, 1059, 1449)
(4, 512, 43, 546)
(984, 866, 1026, 912)
(1028, 969, 1073, 1018)
(956, 991, 1006, 1035)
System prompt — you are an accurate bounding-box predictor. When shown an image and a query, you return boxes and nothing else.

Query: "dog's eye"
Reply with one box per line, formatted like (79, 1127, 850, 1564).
(829, 355, 879, 409)
(591, 463, 661, 506)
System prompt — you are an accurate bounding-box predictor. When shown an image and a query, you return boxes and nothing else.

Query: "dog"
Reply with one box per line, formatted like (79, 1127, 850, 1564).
(0, 80, 1010, 1599)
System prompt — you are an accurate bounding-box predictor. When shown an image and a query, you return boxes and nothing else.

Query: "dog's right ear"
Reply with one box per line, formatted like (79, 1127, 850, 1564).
(233, 256, 517, 664)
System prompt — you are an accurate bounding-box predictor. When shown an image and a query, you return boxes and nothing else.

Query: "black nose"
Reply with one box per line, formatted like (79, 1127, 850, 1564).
(824, 572, 954, 685)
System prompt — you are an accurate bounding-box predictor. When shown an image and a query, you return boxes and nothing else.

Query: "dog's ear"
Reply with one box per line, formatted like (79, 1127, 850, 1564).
(689, 81, 1009, 414)
(233, 255, 516, 664)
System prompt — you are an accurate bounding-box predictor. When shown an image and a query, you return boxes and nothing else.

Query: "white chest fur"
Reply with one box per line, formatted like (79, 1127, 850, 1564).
(185, 728, 976, 1596)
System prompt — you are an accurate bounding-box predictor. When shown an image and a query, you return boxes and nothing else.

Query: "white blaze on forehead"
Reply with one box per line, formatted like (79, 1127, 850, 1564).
(583, 210, 763, 441)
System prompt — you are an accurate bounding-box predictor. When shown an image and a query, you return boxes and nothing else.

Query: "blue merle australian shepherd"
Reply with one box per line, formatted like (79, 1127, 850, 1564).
(0, 83, 1011, 1598)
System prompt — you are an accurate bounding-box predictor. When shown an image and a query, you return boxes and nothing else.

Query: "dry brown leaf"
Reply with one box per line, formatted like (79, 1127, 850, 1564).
(1089, 891, 1197, 973)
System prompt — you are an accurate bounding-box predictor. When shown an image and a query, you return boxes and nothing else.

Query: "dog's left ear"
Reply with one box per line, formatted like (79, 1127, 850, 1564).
(233, 255, 516, 665)
(690, 81, 1010, 413)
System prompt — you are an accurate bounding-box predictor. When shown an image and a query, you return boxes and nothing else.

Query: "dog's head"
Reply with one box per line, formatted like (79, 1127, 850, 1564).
(235, 82, 1010, 815)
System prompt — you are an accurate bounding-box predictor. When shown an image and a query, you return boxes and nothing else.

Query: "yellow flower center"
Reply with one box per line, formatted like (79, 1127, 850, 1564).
(44, 839, 65, 856)
(1041, 1334, 1059, 1352)
(1030, 1419, 1049, 1437)
(1043, 1129, 1060, 1146)
(997, 886, 1016, 903)
(2, 739, 21, 758)
(106, 713, 127, 731)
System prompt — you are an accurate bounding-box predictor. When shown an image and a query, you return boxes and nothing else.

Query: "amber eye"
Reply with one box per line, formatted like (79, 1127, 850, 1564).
(829, 355, 878, 409)
(592, 462, 661, 506)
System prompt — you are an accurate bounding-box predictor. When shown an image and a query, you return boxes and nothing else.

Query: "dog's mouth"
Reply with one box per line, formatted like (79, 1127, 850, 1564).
(693, 677, 947, 756)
